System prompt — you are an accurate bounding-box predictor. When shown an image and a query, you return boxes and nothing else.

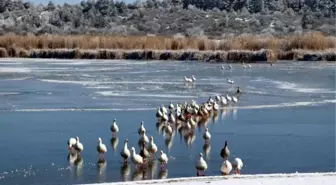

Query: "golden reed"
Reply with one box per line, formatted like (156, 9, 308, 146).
(0, 32, 335, 62)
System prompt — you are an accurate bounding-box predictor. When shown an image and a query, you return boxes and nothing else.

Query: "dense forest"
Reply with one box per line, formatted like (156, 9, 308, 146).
(0, 0, 335, 37)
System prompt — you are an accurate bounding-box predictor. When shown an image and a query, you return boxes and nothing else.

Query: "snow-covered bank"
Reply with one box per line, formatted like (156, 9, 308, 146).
(79, 172, 336, 185)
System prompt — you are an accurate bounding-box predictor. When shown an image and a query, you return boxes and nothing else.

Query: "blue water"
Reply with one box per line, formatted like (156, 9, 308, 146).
(0, 59, 335, 185)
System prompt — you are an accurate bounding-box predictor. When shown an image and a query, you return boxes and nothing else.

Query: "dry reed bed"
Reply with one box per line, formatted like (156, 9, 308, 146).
(0, 32, 335, 62)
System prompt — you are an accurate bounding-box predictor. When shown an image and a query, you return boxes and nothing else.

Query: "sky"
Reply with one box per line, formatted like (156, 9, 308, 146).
(28, 0, 135, 5)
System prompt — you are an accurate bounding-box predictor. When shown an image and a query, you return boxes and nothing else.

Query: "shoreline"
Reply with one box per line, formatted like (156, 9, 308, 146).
(0, 49, 335, 62)
(78, 172, 336, 185)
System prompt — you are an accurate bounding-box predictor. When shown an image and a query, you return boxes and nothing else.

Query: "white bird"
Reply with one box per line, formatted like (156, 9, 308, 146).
(215, 95, 221, 102)
(221, 96, 228, 106)
(73, 137, 84, 154)
(225, 94, 232, 102)
(131, 147, 143, 167)
(158, 150, 168, 169)
(213, 102, 219, 111)
(97, 137, 107, 159)
(67, 137, 77, 152)
(248, 64, 251, 68)
(168, 102, 174, 110)
(184, 76, 193, 83)
(191, 75, 196, 82)
(147, 136, 158, 158)
(156, 107, 163, 118)
(232, 96, 238, 103)
(110, 119, 119, 136)
(120, 139, 131, 163)
(232, 158, 243, 175)
(243, 63, 246, 68)
(205, 103, 212, 112)
(176, 104, 182, 116)
(227, 78, 234, 84)
(203, 128, 211, 141)
(161, 105, 168, 115)
(228, 64, 232, 69)
(140, 131, 149, 144)
(162, 113, 168, 121)
(208, 96, 214, 104)
(138, 121, 146, 135)
(220, 159, 232, 175)
(195, 153, 208, 176)
(221, 65, 225, 70)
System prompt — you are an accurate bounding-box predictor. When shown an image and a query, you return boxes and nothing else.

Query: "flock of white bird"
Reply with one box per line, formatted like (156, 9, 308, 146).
(67, 63, 247, 179)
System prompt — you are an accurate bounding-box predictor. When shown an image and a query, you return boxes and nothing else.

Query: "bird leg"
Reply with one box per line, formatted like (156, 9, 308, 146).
(233, 170, 237, 174)
(160, 163, 165, 170)
(238, 169, 241, 175)
(196, 170, 200, 176)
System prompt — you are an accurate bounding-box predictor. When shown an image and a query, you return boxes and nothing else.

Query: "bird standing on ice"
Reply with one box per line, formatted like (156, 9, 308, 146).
(236, 87, 241, 94)
(120, 139, 131, 164)
(191, 75, 196, 82)
(203, 128, 211, 143)
(158, 150, 168, 170)
(138, 121, 146, 136)
(221, 96, 228, 106)
(213, 102, 219, 111)
(215, 95, 221, 102)
(168, 102, 174, 110)
(220, 159, 232, 175)
(139, 141, 150, 163)
(131, 147, 143, 168)
(67, 137, 77, 153)
(227, 78, 234, 84)
(225, 94, 232, 102)
(148, 136, 158, 159)
(232, 96, 238, 103)
(184, 75, 196, 83)
(97, 137, 107, 160)
(195, 153, 208, 176)
(110, 119, 119, 137)
(140, 131, 149, 144)
(220, 141, 230, 160)
(73, 137, 84, 155)
(232, 158, 243, 175)
(184, 76, 193, 83)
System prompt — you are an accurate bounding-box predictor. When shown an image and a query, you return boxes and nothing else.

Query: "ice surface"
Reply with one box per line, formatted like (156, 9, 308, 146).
(81, 172, 336, 185)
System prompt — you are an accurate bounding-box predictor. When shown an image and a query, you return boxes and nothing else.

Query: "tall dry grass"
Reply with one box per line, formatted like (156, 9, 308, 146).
(0, 32, 334, 51)
(0, 32, 335, 62)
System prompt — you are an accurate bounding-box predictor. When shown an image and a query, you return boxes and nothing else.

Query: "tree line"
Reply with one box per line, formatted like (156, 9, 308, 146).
(0, 0, 334, 36)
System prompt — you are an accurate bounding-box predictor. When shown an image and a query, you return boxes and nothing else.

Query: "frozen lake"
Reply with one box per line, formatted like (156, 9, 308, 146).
(0, 59, 335, 185)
